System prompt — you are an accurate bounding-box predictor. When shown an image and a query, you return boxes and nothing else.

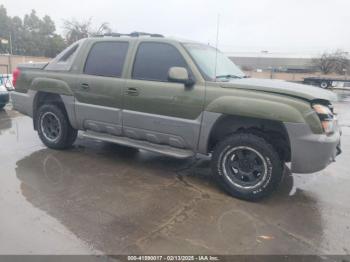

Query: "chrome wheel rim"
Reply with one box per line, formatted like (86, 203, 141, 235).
(222, 146, 268, 190)
(40, 112, 62, 142)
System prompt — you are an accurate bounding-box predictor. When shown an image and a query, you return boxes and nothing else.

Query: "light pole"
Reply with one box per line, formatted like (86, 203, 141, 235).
(8, 33, 13, 73)
(268, 66, 273, 79)
(9, 33, 13, 55)
(343, 68, 348, 81)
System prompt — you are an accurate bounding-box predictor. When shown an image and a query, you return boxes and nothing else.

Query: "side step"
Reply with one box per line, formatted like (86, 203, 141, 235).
(81, 131, 195, 159)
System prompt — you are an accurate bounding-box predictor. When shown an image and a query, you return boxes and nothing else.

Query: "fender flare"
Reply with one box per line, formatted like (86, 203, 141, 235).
(29, 77, 77, 130)
(30, 77, 73, 96)
(197, 96, 311, 154)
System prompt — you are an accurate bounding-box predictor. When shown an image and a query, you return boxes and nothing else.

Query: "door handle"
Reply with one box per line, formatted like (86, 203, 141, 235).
(80, 83, 90, 90)
(125, 87, 139, 96)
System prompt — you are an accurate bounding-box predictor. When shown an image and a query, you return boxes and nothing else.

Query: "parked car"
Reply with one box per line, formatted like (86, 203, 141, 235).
(0, 84, 9, 110)
(10, 33, 341, 200)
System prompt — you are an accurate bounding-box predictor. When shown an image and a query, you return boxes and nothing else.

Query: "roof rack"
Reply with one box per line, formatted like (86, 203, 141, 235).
(97, 31, 164, 38)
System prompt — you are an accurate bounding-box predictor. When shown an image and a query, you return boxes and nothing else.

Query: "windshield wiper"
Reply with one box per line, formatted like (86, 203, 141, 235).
(215, 74, 243, 79)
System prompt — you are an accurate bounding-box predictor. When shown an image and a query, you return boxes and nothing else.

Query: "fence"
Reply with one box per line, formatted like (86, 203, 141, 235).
(0, 54, 51, 74)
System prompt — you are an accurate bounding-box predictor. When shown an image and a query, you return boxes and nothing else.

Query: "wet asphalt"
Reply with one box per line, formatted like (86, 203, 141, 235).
(0, 90, 350, 255)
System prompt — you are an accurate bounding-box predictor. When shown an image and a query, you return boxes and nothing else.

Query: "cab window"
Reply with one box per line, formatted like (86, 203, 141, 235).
(84, 42, 129, 77)
(132, 42, 188, 82)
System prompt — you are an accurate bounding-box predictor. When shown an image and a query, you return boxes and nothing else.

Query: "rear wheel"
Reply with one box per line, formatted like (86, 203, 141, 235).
(37, 104, 77, 149)
(211, 133, 283, 201)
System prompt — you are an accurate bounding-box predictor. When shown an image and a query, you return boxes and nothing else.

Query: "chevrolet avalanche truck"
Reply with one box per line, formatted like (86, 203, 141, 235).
(11, 33, 342, 200)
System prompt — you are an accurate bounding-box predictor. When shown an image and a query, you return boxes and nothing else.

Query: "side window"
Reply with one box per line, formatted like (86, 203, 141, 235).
(59, 44, 79, 63)
(84, 42, 129, 78)
(132, 42, 188, 82)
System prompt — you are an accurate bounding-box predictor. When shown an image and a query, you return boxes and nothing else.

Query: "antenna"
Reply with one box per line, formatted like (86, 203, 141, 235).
(214, 14, 220, 82)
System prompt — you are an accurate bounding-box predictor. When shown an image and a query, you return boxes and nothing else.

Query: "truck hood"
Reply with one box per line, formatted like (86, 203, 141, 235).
(221, 78, 338, 102)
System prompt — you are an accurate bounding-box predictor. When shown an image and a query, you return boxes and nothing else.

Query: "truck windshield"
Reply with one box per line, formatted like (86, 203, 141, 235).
(184, 43, 245, 81)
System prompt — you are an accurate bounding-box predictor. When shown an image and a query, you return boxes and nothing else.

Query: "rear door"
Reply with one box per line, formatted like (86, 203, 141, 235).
(123, 41, 205, 150)
(74, 41, 129, 135)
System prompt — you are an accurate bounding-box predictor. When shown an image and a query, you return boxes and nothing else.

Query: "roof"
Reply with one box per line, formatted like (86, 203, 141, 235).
(89, 33, 205, 45)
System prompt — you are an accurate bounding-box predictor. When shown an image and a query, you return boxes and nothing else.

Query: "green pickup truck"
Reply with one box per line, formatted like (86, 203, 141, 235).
(11, 33, 341, 200)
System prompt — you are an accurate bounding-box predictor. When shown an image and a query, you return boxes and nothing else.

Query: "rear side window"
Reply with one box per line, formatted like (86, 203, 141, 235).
(45, 40, 84, 71)
(132, 42, 187, 82)
(59, 44, 79, 63)
(84, 42, 129, 77)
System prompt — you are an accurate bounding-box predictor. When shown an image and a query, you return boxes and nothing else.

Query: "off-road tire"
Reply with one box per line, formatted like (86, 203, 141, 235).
(36, 104, 77, 150)
(211, 133, 283, 201)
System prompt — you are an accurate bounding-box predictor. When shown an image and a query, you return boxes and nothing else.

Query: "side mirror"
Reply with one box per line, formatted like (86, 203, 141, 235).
(168, 67, 195, 87)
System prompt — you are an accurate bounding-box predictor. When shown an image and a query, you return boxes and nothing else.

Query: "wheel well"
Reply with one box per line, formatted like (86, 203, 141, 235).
(33, 92, 66, 130)
(208, 115, 291, 162)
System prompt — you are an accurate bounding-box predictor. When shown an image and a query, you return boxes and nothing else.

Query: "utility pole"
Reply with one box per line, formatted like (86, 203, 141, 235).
(343, 68, 348, 81)
(268, 66, 273, 79)
(8, 33, 13, 73)
(214, 14, 220, 81)
(9, 33, 13, 55)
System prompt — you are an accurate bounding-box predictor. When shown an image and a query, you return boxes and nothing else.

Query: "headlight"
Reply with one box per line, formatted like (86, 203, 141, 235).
(312, 104, 336, 135)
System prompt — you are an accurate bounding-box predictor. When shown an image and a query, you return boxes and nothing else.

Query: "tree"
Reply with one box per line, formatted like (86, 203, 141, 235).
(10, 16, 25, 55)
(0, 6, 67, 57)
(313, 52, 335, 74)
(23, 10, 57, 56)
(63, 18, 111, 45)
(313, 50, 350, 74)
(95, 22, 112, 36)
(332, 50, 350, 75)
(45, 34, 67, 58)
(0, 5, 11, 53)
(0, 5, 113, 57)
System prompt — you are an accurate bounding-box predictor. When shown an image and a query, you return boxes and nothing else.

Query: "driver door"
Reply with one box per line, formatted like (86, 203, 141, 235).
(122, 41, 205, 150)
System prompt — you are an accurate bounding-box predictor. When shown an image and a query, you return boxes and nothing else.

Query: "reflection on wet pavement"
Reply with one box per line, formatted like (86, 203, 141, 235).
(0, 111, 12, 134)
(0, 93, 350, 255)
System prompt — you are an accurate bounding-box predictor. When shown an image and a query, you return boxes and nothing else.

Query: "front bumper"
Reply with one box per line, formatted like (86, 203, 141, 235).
(285, 122, 341, 174)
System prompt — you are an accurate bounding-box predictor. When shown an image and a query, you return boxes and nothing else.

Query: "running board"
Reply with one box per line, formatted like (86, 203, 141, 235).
(81, 131, 195, 159)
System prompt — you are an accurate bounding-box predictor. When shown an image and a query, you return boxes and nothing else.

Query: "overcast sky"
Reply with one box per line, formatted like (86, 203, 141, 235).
(2, 0, 350, 54)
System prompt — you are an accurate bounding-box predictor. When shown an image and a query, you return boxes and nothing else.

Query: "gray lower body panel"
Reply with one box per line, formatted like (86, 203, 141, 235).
(61, 95, 78, 129)
(285, 122, 341, 174)
(11, 90, 37, 116)
(197, 112, 222, 154)
(75, 102, 122, 128)
(81, 131, 195, 159)
(11, 91, 78, 130)
(122, 110, 202, 150)
(11, 91, 220, 156)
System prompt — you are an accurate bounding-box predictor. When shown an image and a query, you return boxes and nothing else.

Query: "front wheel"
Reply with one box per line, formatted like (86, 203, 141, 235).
(211, 133, 283, 201)
(36, 104, 78, 150)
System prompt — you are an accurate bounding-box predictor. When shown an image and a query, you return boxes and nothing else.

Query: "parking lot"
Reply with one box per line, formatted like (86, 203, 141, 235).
(0, 90, 349, 255)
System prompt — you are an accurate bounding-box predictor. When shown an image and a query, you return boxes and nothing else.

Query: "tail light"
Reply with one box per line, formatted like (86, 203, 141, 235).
(12, 68, 21, 88)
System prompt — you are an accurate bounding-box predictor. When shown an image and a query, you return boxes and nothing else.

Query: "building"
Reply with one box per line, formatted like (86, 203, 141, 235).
(227, 51, 317, 73)
(0, 54, 50, 74)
